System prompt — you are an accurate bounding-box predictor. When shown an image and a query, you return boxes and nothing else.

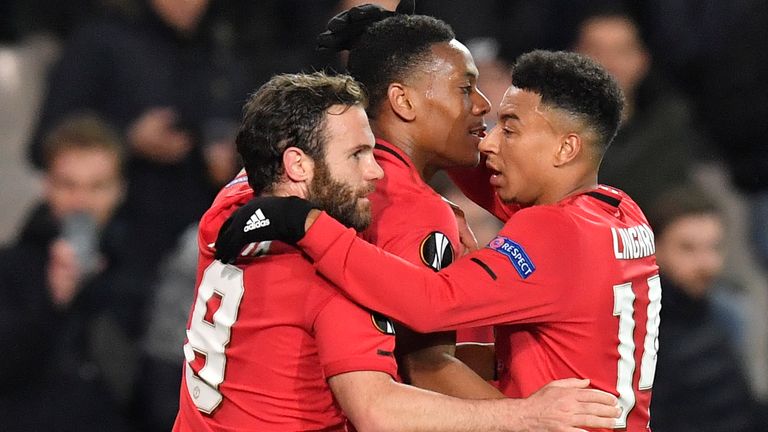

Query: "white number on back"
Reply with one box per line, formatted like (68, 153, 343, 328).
(183, 261, 245, 413)
(612, 275, 661, 428)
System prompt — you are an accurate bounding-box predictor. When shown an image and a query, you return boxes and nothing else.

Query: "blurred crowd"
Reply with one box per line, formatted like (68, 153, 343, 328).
(0, 0, 766, 431)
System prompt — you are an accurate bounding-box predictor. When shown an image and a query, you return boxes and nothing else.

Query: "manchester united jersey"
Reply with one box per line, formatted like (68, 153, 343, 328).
(299, 186, 659, 431)
(173, 173, 397, 432)
(365, 140, 493, 344)
(364, 140, 460, 271)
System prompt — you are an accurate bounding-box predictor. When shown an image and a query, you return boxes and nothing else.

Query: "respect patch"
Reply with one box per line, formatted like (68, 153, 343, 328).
(487, 236, 536, 279)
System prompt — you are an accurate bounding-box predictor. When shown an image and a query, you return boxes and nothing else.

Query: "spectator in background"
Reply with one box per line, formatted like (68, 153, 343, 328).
(0, 115, 134, 431)
(27, 0, 248, 279)
(647, 185, 760, 432)
(573, 7, 713, 210)
(694, 0, 768, 269)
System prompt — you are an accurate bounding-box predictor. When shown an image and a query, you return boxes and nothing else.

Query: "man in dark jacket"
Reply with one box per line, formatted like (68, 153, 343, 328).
(648, 186, 761, 432)
(27, 0, 251, 269)
(0, 115, 140, 431)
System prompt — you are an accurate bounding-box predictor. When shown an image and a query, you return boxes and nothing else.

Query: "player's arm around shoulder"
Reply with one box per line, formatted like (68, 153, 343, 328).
(329, 372, 620, 432)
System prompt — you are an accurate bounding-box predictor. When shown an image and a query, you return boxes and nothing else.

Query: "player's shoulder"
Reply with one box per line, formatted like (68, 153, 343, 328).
(368, 187, 456, 246)
(199, 174, 254, 245)
(506, 203, 574, 229)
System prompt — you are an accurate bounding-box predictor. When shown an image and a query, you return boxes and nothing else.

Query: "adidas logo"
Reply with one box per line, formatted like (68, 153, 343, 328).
(243, 208, 270, 232)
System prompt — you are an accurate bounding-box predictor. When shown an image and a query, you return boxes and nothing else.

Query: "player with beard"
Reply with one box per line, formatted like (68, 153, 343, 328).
(174, 72, 622, 431)
(215, 51, 658, 431)
(315, 0, 499, 398)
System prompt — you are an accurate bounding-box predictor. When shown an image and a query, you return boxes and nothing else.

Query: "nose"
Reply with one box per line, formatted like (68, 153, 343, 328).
(473, 87, 492, 116)
(364, 156, 384, 182)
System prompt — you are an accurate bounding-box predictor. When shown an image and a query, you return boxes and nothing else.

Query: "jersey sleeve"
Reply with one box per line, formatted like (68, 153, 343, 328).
(446, 163, 520, 222)
(313, 290, 398, 380)
(300, 209, 579, 333)
(372, 203, 459, 271)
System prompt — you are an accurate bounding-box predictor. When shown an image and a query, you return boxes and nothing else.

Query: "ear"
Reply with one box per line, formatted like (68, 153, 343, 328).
(386, 83, 417, 121)
(282, 147, 314, 182)
(553, 133, 582, 167)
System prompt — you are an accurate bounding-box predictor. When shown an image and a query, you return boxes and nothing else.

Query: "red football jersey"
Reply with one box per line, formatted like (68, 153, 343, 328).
(300, 186, 659, 431)
(365, 140, 493, 343)
(173, 173, 397, 432)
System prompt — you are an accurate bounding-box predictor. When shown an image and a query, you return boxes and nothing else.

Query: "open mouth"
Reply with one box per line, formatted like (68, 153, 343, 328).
(485, 161, 501, 176)
(469, 124, 487, 139)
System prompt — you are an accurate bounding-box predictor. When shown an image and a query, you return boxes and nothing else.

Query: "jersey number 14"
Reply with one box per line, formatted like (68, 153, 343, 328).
(613, 274, 662, 428)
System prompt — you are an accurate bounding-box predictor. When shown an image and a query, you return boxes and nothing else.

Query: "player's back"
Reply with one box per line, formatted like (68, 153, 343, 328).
(174, 175, 396, 431)
(495, 186, 658, 431)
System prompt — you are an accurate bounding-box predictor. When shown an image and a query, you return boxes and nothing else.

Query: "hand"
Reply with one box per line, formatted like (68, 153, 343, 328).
(517, 378, 620, 432)
(128, 107, 192, 163)
(215, 196, 317, 263)
(47, 239, 83, 307)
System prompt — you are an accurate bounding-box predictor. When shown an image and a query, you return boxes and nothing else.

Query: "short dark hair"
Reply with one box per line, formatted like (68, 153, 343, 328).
(42, 113, 123, 172)
(346, 14, 454, 117)
(511, 50, 624, 156)
(646, 185, 721, 238)
(237, 72, 367, 194)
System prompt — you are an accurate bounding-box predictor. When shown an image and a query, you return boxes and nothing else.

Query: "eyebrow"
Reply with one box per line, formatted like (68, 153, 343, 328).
(499, 112, 520, 123)
(350, 143, 374, 153)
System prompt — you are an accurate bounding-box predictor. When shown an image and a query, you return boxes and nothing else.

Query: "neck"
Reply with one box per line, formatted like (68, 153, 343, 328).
(271, 181, 308, 199)
(371, 121, 440, 182)
(538, 171, 598, 206)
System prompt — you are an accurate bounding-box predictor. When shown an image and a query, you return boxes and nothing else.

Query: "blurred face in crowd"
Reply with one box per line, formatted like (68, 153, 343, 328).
(45, 147, 124, 227)
(655, 213, 725, 298)
(575, 16, 649, 97)
(408, 40, 492, 170)
(307, 105, 383, 231)
(339, 0, 399, 11)
(151, 0, 210, 33)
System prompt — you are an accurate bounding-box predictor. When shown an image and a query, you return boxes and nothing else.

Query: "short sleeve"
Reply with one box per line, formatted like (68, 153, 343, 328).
(313, 292, 398, 380)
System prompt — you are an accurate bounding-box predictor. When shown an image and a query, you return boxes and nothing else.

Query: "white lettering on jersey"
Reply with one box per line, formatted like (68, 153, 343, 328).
(612, 224, 655, 260)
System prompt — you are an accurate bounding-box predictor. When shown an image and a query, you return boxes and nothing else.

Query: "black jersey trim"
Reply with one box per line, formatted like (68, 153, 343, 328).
(586, 191, 621, 207)
(471, 258, 497, 280)
(374, 143, 410, 167)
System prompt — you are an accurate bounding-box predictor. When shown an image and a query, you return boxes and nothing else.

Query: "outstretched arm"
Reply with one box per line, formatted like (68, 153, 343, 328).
(330, 371, 620, 432)
(298, 210, 572, 333)
(215, 197, 572, 333)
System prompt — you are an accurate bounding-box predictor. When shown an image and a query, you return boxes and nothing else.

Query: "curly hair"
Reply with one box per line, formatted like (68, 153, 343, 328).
(236, 72, 367, 194)
(511, 50, 624, 155)
(346, 14, 454, 117)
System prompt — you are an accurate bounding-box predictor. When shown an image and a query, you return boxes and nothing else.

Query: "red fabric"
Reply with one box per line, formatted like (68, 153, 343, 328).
(365, 140, 493, 343)
(300, 186, 657, 431)
(174, 173, 397, 432)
